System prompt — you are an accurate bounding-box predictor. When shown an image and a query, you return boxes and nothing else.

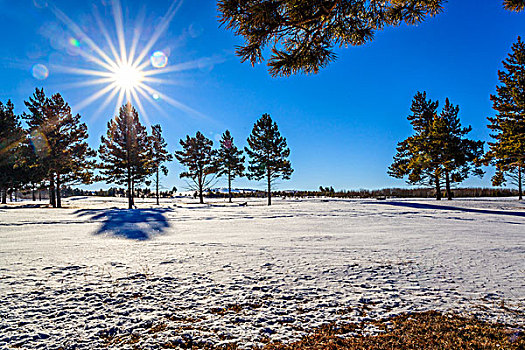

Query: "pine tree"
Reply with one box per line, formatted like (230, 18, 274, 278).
(245, 114, 293, 205)
(487, 37, 525, 200)
(215, 130, 245, 203)
(47, 93, 95, 207)
(431, 99, 484, 200)
(99, 103, 152, 209)
(218, 0, 444, 77)
(23, 89, 94, 208)
(175, 132, 217, 204)
(389, 92, 483, 200)
(150, 124, 173, 205)
(0, 100, 24, 204)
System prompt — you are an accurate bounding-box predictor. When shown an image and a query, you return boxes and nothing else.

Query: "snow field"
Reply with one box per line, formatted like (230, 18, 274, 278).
(0, 197, 524, 348)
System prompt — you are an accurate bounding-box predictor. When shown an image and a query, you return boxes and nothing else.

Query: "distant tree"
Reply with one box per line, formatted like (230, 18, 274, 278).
(245, 114, 293, 205)
(218, 0, 444, 77)
(99, 103, 152, 209)
(0, 100, 24, 204)
(23, 89, 94, 208)
(486, 37, 525, 200)
(215, 130, 245, 202)
(389, 92, 484, 200)
(149, 124, 173, 205)
(504, 0, 525, 12)
(175, 132, 217, 204)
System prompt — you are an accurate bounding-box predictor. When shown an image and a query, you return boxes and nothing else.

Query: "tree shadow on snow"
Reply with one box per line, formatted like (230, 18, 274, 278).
(75, 208, 173, 240)
(373, 201, 525, 218)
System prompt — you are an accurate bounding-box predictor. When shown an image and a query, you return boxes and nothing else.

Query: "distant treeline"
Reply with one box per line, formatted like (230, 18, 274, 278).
(5, 186, 518, 203)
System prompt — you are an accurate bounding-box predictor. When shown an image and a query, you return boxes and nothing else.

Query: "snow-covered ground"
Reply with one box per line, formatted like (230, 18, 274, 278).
(0, 197, 524, 348)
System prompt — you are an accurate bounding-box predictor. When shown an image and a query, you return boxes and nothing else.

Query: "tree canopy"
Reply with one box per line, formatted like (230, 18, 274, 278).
(218, 0, 445, 76)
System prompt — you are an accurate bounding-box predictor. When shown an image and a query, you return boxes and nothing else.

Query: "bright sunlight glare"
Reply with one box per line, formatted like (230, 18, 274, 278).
(49, 0, 217, 124)
(113, 64, 143, 91)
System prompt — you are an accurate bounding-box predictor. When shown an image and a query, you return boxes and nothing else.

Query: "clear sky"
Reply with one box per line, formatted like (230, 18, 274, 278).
(0, 0, 524, 192)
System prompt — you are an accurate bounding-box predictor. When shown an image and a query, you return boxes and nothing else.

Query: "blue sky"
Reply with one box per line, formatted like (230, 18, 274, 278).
(0, 0, 524, 192)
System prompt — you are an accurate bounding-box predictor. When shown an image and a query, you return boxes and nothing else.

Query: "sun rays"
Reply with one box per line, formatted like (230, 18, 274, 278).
(48, 0, 216, 125)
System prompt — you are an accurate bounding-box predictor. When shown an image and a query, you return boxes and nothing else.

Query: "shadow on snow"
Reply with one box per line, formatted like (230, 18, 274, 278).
(75, 208, 173, 240)
(373, 201, 525, 218)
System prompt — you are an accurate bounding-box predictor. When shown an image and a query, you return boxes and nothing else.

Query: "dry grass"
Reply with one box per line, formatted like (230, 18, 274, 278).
(96, 311, 523, 349)
(263, 311, 524, 350)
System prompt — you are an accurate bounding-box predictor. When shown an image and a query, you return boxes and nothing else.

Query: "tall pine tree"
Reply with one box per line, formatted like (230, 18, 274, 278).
(215, 130, 245, 203)
(99, 103, 152, 209)
(23, 89, 94, 207)
(175, 132, 217, 204)
(487, 37, 525, 200)
(0, 100, 24, 204)
(245, 114, 293, 205)
(150, 124, 173, 205)
(389, 92, 483, 200)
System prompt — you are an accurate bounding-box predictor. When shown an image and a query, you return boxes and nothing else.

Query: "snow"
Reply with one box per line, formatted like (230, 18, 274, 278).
(0, 197, 524, 348)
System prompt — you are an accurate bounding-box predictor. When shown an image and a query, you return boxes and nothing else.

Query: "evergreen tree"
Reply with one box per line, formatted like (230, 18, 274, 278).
(245, 114, 293, 205)
(487, 37, 525, 200)
(0, 100, 24, 204)
(218, 0, 444, 77)
(175, 132, 217, 204)
(150, 124, 173, 205)
(99, 103, 152, 209)
(215, 130, 245, 203)
(431, 99, 484, 199)
(23, 89, 94, 208)
(389, 92, 483, 200)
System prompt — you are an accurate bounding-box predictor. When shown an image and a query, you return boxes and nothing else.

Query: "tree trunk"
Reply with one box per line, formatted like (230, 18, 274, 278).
(49, 173, 57, 208)
(267, 170, 272, 206)
(228, 170, 232, 203)
(435, 173, 442, 201)
(38, 188, 42, 201)
(1, 187, 6, 204)
(56, 173, 62, 208)
(32, 183, 36, 201)
(198, 171, 204, 204)
(156, 168, 160, 205)
(127, 167, 133, 210)
(519, 165, 523, 201)
(445, 171, 452, 200)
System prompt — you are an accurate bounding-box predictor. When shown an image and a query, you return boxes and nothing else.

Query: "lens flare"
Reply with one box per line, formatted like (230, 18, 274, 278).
(32, 64, 49, 80)
(150, 51, 168, 68)
(29, 130, 50, 158)
(69, 38, 80, 47)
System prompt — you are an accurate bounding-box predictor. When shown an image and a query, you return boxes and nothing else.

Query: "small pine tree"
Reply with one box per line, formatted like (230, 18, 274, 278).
(0, 100, 24, 204)
(99, 103, 152, 209)
(245, 114, 293, 205)
(215, 130, 245, 203)
(487, 37, 525, 200)
(175, 132, 217, 204)
(150, 124, 173, 205)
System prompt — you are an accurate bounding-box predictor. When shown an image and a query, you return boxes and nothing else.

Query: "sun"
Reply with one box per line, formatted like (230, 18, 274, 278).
(47, 0, 218, 124)
(112, 64, 143, 92)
